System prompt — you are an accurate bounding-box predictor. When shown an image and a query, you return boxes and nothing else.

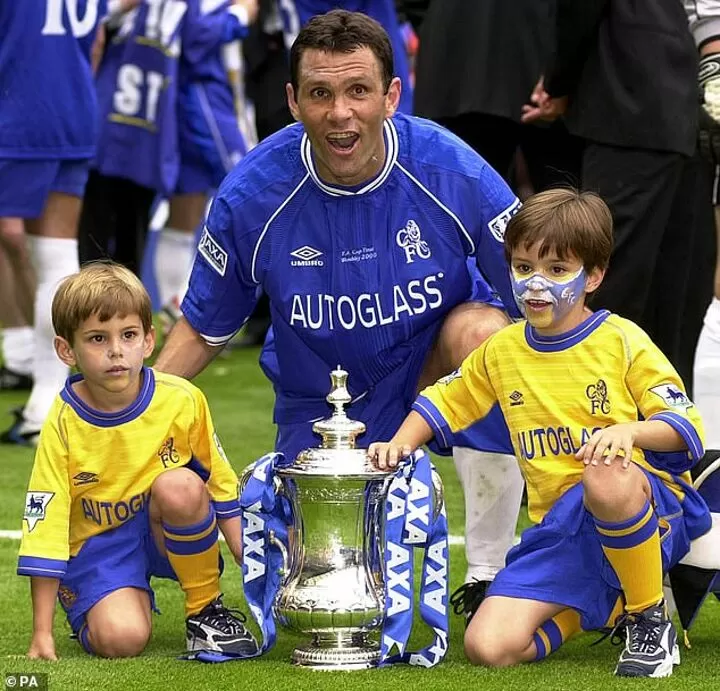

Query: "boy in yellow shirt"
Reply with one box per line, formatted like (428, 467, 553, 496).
(369, 188, 710, 678)
(18, 262, 257, 660)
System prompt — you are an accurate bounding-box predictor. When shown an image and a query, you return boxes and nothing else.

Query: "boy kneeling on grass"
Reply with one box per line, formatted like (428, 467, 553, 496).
(368, 188, 711, 678)
(18, 262, 257, 660)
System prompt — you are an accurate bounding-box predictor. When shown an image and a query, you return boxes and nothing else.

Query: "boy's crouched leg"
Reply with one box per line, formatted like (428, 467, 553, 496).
(464, 596, 566, 667)
(85, 588, 152, 658)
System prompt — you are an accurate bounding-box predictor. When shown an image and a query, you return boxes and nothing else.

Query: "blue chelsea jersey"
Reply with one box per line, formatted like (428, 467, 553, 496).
(182, 113, 520, 424)
(278, 0, 414, 114)
(93, 0, 246, 194)
(0, 0, 106, 159)
(93, 1, 186, 194)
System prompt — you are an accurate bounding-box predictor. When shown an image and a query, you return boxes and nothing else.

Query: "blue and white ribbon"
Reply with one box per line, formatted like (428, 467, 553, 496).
(240, 452, 292, 654)
(380, 450, 449, 667)
(238, 450, 449, 667)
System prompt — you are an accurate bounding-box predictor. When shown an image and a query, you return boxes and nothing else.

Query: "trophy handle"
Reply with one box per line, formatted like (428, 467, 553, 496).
(268, 529, 290, 579)
(430, 467, 446, 520)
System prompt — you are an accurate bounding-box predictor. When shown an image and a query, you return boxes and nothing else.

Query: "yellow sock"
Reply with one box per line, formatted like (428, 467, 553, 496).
(163, 507, 221, 617)
(593, 500, 663, 613)
(533, 608, 582, 660)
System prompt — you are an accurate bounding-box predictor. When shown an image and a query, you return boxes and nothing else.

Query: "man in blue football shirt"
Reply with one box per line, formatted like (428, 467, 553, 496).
(156, 9, 525, 600)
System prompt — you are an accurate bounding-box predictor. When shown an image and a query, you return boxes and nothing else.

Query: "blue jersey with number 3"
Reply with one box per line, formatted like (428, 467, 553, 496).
(0, 0, 106, 159)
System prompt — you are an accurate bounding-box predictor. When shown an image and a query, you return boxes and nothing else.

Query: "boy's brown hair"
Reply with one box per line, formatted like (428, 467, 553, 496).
(52, 262, 153, 344)
(504, 188, 613, 272)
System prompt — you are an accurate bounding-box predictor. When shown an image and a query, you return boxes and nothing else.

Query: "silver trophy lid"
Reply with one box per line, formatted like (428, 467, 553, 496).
(281, 366, 390, 477)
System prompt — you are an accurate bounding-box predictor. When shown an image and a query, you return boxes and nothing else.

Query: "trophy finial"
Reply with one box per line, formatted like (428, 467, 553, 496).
(313, 366, 366, 449)
(327, 365, 351, 413)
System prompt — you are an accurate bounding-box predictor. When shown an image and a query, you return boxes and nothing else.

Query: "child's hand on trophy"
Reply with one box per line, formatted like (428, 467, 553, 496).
(367, 412, 434, 469)
(367, 441, 414, 469)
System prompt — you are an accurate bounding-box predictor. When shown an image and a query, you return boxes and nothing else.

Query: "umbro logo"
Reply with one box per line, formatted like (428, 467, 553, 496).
(509, 390, 524, 406)
(73, 472, 99, 486)
(290, 245, 324, 267)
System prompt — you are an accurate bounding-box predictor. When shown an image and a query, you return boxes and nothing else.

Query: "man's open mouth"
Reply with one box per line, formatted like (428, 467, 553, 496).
(327, 132, 359, 153)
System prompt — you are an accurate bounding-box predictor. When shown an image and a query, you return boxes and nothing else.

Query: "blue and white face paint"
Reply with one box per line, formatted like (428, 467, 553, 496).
(511, 267, 587, 329)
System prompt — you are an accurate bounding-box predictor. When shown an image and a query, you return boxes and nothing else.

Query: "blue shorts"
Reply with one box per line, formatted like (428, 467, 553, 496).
(0, 159, 90, 218)
(59, 508, 176, 636)
(175, 82, 248, 195)
(487, 469, 695, 631)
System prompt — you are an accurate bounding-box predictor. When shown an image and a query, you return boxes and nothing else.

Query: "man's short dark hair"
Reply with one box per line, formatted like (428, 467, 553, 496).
(289, 10, 394, 93)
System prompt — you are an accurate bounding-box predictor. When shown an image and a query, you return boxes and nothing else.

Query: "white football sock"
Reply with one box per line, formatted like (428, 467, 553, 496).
(694, 297, 720, 449)
(2, 326, 34, 375)
(154, 227, 195, 307)
(453, 448, 524, 583)
(23, 236, 78, 429)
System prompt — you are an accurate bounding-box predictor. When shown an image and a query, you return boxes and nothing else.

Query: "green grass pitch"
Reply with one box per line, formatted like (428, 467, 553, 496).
(0, 346, 718, 690)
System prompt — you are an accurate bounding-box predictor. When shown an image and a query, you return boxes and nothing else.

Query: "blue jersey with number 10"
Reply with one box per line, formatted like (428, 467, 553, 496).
(182, 114, 520, 443)
(0, 0, 106, 159)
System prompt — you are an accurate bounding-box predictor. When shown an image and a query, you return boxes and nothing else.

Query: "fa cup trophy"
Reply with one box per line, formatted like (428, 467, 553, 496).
(269, 366, 393, 670)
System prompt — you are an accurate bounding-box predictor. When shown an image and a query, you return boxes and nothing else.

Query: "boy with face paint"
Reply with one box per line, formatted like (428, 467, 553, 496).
(368, 188, 711, 678)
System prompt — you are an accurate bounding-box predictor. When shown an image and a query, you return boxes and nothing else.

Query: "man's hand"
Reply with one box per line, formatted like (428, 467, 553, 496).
(575, 424, 636, 469)
(699, 53, 720, 165)
(521, 77, 568, 124)
(27, 631, 57, 661)
(367, 441, 413, 470)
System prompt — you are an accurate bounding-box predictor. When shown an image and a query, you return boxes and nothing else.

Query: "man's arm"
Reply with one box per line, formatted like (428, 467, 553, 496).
(544, 0, 609, 98)
(521, 0, 608, 123)
(154, 317, 224, 379)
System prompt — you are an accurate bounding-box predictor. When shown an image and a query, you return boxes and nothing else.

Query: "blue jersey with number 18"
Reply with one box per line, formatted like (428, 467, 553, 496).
(0, 0, 106, 159)
(182, 114, 521, 447)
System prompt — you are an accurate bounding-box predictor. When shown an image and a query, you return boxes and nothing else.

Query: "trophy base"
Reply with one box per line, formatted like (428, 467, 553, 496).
(291, 641, 380, 670)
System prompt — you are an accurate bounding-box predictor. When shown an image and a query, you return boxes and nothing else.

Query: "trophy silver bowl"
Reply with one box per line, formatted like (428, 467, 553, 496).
(269, 366, 394, 670)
